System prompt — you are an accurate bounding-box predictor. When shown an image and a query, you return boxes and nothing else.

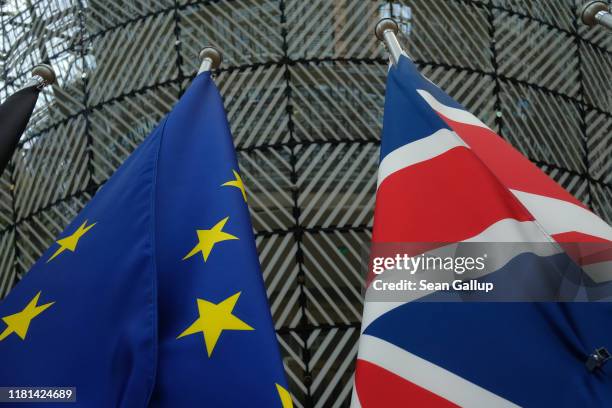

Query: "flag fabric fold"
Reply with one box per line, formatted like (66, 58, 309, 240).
(352, 55, 612, 407)
(0, 72, 291, 407)
(0, 85, 40, 175)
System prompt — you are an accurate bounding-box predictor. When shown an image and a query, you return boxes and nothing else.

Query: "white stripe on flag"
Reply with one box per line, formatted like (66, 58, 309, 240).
(416, 89, 488, 129)
(356, 334, 520, 408)
(377, 128, 467, 188)
(462, 218, 551, 243)
(360, 219, 558, 332)
(511, 190, 612, 242)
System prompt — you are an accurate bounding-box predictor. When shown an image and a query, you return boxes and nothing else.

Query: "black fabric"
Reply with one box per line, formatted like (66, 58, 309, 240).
(0, 86, 39, 176)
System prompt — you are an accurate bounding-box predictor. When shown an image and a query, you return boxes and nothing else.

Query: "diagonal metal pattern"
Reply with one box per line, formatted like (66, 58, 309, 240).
(180, 0, 284, 70)
(586, 109, 611, 184)
(591, 183, 612, 225)
(290, 61, 385, 143)
(84, 0, 173, 34)
(495, 10, 581, 97)
(0, 171, 13, 230)
(0, 0, 610, 406)
(492, 0, 577, 31)
(286, 0, 383, 60)
(0, 231, 15, 302)
(89, 83, 179, 182)
(14, 117, 91, 218)
(500, 80, 586, 173)
(87, 12, 178, 106)
(297, 142, 378, 229)
(406, 0, 492, 71)
(216, 65, 290, 148)
(581, 40, 612, 113)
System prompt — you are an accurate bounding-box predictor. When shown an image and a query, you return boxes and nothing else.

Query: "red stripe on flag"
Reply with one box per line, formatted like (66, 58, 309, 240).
(373, 147, 533, 243)
(355, 359, 459, 408)
(440, 114, 586, 209)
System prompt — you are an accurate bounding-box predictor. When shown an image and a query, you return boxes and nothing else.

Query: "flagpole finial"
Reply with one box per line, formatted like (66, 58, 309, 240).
(579, 1, 612, 30)
(375, 18, 399, 41)
(198, 46, 223, 74)
(31, 64, 56, 89)
(374, 18, 404, 66)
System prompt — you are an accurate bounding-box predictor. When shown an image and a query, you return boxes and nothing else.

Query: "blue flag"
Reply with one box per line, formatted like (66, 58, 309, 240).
(0, 72, 292, 407)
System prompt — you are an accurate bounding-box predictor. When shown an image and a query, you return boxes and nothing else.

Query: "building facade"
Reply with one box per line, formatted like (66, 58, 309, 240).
(0, 0, 610, 406)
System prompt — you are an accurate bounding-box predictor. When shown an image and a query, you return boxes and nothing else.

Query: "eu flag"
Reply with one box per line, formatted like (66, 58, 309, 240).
(0, 71, 292, 407)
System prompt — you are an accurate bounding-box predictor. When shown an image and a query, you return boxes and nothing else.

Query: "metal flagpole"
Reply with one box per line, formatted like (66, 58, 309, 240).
(0, 63, 56, 176)
(375, 18, 407, 66)
(579, 1, 612, 31)
(198, 46, 223, 74)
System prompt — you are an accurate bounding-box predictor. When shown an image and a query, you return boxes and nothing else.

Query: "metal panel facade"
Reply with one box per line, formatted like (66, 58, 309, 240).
(1, 0, 611, 406)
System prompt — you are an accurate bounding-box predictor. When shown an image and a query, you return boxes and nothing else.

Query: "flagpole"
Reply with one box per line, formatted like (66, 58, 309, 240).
(579, 1, 612, 31)
(375, 18, 405, 66)
(0, 63, 56, 176)
(198, 46, 223, 74)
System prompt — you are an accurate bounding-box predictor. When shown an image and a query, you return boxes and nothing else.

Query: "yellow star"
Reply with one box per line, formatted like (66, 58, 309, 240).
(0, 291, 54, 341)
(47, 220, 96, 262)
(276, 384, 293, 408)
(177, 292, 254, 357)
(222, 170, 247, 202)
(183, 217, 238, 263)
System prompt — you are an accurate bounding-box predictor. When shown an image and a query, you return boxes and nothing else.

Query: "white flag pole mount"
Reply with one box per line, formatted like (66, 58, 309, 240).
(579, 1, 612, 31)
(198, 46, 223, 74)
(375, 18, 405, 66)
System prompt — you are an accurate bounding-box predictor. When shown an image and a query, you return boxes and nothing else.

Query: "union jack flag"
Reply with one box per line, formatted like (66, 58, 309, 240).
(351, 55, 612, 407)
